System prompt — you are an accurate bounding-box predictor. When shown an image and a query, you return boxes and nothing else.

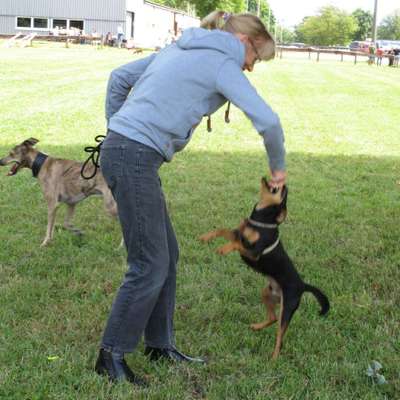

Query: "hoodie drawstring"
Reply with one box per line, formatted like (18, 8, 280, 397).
(225, 101, 231, 123)
(206, 101, 231, 132)
(207, 115, 212, 132)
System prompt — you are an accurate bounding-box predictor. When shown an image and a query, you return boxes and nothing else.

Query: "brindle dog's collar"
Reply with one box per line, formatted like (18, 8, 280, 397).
(32, 152, 48, 178)
(248, 218, 277, 229)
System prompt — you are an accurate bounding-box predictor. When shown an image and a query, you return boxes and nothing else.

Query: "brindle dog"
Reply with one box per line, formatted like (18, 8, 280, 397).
(200, 178, 330, 359)
(0, 138, 118, 246)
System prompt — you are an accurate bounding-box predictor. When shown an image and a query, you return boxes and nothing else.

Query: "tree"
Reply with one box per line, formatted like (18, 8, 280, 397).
(295, 6, 357, 46)
(149, 0, 275, 21)
(352, 8, 373, 40)
(294, 17, 310, 43)
(280, 27, 295, 44)
(247, 0, 275, 31)
(150, 0, 191, 11)
(378, 9, 400, 40)
(190, 0, 246, 18)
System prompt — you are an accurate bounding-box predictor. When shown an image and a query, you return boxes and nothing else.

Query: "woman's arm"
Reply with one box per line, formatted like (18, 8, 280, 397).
(216, 59, 286, 173)
(105, 53, 157, 120)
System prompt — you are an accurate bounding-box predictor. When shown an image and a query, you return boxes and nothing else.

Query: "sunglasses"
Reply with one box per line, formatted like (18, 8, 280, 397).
(249, 38, 261, 64)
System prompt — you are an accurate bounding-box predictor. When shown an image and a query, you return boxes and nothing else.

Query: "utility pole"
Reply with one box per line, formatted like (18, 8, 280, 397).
(372, 0, 378, 42)
(257, 0, 261, 17)
(268, 6, 271, 31)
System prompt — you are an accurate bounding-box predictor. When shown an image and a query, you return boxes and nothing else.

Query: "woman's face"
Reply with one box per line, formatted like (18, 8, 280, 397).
(235, 33, 261, 72)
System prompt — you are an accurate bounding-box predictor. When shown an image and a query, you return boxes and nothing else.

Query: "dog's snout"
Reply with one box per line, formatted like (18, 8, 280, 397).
(271, 187, 279, 194)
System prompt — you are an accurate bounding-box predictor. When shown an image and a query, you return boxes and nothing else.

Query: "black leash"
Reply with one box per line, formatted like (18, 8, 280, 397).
(81, 134, 106, 180)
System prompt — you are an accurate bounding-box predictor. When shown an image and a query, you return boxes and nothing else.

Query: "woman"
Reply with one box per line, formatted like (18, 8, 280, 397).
(95, 11, 287, 385)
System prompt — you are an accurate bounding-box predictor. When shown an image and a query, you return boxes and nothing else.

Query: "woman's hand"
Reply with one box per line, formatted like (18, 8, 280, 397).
(269, 170, 286, 189)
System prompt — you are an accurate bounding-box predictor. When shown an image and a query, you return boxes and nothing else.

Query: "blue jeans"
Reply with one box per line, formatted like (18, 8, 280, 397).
(99, 131, 178, 353)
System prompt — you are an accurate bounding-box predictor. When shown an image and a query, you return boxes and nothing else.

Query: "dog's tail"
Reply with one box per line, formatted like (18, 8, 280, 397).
(304, 284, 330, 316)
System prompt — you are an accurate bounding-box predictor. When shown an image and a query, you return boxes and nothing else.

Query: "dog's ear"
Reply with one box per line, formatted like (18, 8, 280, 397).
(23, 138, 39, 147)
(276, 185, 288, 224)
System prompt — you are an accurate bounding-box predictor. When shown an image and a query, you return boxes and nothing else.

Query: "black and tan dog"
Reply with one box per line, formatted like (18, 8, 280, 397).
(0, 138, 118, 246)
(200, 178, 330, 359)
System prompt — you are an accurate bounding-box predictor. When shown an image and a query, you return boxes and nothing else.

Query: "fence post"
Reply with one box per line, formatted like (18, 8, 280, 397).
(354, 54, 357, 64)
(317, 51, 320, 62)
(341, 53, 343, 62)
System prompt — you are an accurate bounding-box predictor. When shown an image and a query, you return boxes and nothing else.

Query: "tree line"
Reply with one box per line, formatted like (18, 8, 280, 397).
(151, 0, 400, 45)
(295, 7, 400, 46)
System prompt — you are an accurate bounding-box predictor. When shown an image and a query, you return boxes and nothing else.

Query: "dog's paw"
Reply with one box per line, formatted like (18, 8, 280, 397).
(199, 233, 213, 242)
(250, 323, 264, 331)
(216, 245, 231, 255)
(250, 323, 258, 331)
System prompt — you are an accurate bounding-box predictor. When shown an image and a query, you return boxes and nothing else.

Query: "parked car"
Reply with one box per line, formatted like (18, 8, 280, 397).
(376, 40, 400, 52)
(349, 41, 361, 51)
(287, 42, 306, 48)
(349, 41, 371, 53)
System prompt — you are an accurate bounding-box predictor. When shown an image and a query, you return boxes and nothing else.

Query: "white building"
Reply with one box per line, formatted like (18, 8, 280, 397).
(0, 0, 200, 48)
(128, 1, 200, 48)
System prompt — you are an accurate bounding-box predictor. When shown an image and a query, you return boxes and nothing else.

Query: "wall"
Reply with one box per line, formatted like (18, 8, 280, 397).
(0, 0, 125, 35)
(0, 0, 199, 46)
(127, 1, 199, 48)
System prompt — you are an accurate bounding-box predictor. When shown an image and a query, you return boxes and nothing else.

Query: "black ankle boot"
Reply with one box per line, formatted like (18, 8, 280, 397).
(144, 346, 206, 363)
(95, 349, 147, 386)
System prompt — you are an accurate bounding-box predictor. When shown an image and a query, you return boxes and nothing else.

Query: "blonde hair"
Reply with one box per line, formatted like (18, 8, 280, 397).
(200, 11, 275, 61)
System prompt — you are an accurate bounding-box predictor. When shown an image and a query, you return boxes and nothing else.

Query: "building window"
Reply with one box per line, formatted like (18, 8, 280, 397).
(17, 17, 31, 28)
(70, 20, 84, 30)
(53, 19, 67, 29)
(33, 18, 48, 29)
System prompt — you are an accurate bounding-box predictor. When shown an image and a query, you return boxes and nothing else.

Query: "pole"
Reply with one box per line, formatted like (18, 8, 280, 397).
(268, 6, 271, 31)
(257, 0, 261, 17)
(372, 0, 378, 42)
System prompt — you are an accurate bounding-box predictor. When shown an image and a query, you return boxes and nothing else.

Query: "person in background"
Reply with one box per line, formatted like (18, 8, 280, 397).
(388, 48, 395, 67)
(393, 47, 400, 67)
(117, 24, 124, 48)
(368, 44, 375, 65)
(95, 10, 286, 386)
(376, 46, 384, 66)
(164, 29, 177, 47)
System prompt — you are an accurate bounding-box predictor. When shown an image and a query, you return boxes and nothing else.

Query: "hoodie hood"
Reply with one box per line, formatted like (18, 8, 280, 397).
(177, 28, 245, 68)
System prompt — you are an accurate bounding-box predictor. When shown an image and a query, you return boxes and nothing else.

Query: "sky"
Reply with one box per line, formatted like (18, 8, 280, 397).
(268, 0, 400, 27)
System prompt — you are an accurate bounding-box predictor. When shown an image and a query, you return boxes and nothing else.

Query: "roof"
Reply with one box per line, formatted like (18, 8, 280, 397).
(144, 1, 198, 18)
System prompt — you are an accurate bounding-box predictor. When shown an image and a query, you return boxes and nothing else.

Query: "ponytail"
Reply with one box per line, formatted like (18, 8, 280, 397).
(200, 10, 275, 61)
(200, 11, 226, 30)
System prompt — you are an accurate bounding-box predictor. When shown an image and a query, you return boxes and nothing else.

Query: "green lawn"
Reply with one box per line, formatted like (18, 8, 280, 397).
(0, 42, 399, 399)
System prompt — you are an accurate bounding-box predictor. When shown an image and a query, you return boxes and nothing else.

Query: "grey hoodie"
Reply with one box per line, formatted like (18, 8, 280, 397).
(106, 27, 285, 171)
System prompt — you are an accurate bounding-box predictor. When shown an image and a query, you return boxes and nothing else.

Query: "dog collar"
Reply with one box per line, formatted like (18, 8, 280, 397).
(32, 152, 48, 178)
(248, 218, 277, 229)
(261, 237, 280, 256)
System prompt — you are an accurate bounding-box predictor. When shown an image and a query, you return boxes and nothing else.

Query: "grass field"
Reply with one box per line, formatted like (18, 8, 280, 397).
(0, 41, 399, 399)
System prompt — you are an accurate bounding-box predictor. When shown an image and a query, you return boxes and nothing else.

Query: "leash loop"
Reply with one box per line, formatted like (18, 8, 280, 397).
(225, 101, 231, 123)
(81, 134, 106, 180)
